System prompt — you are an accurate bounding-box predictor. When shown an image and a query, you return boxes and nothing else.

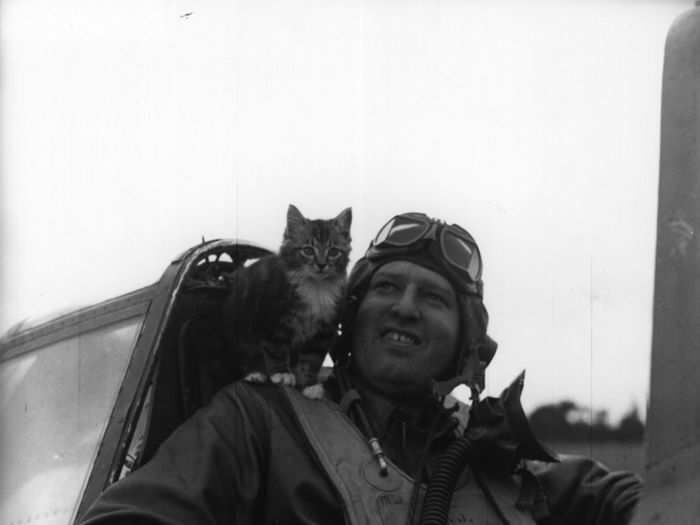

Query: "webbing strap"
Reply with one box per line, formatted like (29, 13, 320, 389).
(283, 387, 414, 525)
(282, 387, 536, 525)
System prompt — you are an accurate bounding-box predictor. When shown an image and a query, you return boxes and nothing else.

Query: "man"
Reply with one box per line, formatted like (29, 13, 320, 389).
(81, 212, 642, 524)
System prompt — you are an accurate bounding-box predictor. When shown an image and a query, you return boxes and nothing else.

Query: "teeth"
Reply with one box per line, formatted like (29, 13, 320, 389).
(386, 331, 417, 344)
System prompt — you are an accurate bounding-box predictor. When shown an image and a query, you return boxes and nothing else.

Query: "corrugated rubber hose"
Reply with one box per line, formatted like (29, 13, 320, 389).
(419, 434, 512, 525)
(419, 435, 474, 525)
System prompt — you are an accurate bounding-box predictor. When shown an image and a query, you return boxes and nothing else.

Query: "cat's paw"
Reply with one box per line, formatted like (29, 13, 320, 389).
(244, 372, 268, 383)
(301, 383, 326, 400)
(270, 372, 296, 386)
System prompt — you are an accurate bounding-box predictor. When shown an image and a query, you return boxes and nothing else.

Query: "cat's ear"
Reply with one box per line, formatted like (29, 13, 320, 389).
(287, 204, 307, 229)
(335, 207, 352, 233)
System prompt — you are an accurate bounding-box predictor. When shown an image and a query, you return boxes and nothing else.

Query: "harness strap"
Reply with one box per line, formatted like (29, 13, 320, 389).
(339, 388, 362, 414)
(284, 386, 410, 525)
(283, 386, 537, 525)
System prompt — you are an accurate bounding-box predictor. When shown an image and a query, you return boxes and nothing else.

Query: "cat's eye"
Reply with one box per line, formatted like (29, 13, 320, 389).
(328, 248, 342, 259)
(301, 246, 314, 257)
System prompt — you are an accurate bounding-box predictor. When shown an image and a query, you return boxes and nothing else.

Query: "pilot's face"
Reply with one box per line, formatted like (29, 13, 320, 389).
(351, 261, 459, 399)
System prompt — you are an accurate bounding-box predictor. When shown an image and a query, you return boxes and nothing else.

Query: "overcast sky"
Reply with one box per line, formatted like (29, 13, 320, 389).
(0, 0, 692, 421)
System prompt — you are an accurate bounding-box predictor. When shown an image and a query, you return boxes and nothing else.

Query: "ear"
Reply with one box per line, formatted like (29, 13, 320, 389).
(287, 204, 306, 228)
(335, 207, 352, 232)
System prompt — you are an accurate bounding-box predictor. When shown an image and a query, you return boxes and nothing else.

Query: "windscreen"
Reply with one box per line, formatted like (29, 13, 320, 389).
(0, 316, 143, 525)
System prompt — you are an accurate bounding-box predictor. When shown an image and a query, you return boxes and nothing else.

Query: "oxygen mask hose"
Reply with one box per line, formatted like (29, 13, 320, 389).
(418, 434, 477, 525)
(419, 372, 557, 525)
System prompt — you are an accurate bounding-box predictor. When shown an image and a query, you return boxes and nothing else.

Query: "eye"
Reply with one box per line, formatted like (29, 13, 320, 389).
(328, 247, 342, 259)
(301, 246, 314, 257)
(373, 279, 398, 293)
(425, 291, 449, 307)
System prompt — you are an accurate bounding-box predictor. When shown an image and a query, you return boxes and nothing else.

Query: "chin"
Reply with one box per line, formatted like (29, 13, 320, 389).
(387, 383, 432, 401)
(372, 371, 431, 399)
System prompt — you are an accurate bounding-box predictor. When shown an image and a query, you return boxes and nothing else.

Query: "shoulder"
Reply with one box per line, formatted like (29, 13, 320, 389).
(527, 452, 643, 488)
(186, 382, 278, 441)
(215, 380, 292, 417)
(526, 454, 643, 524)
(211, 381, 317, 438)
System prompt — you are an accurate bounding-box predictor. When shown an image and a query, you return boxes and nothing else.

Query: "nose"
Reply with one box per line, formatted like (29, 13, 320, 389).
(391, 285, 420, 320)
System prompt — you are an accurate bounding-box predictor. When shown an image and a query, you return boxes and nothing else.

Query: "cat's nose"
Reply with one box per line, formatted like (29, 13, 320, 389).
(317, 263, 327, 271)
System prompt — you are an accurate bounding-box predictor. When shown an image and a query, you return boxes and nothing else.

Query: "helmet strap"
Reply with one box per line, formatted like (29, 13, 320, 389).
(431, 342, 484, 400)
(431, 373, 472, 399)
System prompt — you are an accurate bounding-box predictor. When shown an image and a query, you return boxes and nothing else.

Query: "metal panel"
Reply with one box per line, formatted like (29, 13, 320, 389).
(634, 5, 700, 523)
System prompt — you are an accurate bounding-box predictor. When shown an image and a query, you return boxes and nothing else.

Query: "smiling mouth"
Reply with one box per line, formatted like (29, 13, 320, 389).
(381, 329, 421, 346)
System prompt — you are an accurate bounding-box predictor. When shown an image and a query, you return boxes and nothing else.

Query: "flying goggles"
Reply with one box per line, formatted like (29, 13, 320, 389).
(366, 212, 483, 297)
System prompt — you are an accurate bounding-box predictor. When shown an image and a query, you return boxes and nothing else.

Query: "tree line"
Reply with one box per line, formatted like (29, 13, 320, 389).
(528, 401, 644, 442)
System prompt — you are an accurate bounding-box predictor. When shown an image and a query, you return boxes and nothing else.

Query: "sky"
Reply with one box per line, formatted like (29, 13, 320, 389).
(0, 0, 692, 422)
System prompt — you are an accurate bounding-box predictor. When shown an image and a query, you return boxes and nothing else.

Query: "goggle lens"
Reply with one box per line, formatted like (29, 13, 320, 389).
(369, 213, 483, 294)
(441, 230, 482, 282)
(374, 216, 430, 246)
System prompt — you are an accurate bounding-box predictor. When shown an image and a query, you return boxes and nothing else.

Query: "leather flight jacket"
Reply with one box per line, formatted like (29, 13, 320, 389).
(284, 386, 541, 525)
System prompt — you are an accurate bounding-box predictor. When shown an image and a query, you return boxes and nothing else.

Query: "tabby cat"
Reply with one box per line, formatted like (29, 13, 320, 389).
(222, 204, 352, 392)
